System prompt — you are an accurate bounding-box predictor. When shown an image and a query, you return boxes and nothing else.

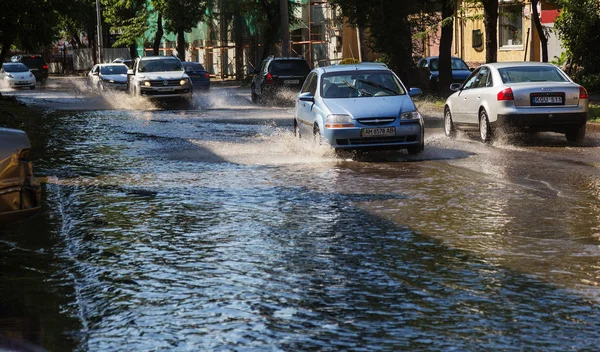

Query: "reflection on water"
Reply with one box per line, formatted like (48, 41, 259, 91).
(2, 91, 600, 350)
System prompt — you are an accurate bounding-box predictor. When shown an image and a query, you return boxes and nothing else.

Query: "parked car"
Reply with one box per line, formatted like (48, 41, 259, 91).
(0, 63, 36, 90)
(294, 63, 424, 154)
(443, 62, 589, 143)
(182, 62, 210, 91)
(10, 54, 48, 83)
(251, 56, 311, 104)
(87, 63, 129, 91)
(0, 128, 41, 224)
(416, 56, 472, 92)
(127, 56, 192, 101)
(113, 58, 134, 69)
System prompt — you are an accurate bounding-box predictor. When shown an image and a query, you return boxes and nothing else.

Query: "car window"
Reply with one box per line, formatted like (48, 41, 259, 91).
(3, 63, 29, 73)
(301, 72, 317, 94)
(138, 58, 183, 73)
(321, 70, 405, 98)
(498, 66, 569, 83)
(101, 65, 127, 75)
(462, 68, 481, 90)
(269, 60, 311, 76)
(475, 67, 490, 88)
(451, 58, 470, 70)
(183, 63, 205, 71)
(429, 59, 439, 71)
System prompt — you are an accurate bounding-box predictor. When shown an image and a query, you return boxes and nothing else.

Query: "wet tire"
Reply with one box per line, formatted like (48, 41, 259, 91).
(294, 121, 301, 138)
(565, 124, 586, 143)
(407, 142, 424, 155)
(479, 109, 492, 143)
(251, 88, 258, 104)
(444, 107, 456, 138)
(313, 125, 323, 145)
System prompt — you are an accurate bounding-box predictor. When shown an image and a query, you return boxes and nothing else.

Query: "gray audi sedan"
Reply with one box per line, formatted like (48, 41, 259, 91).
(444, 62, 589, 143)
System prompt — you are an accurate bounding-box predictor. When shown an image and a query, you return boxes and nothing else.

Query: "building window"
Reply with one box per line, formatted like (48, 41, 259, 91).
(499, 4, 523, 48)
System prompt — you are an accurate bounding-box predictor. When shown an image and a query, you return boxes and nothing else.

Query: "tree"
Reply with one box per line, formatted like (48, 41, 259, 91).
(530, 0, 548, 62)
(479, 0, 498, 63)
(437, 1, 455, 96)
(160, 0, 212, 60)
(102, 0, 149, 58)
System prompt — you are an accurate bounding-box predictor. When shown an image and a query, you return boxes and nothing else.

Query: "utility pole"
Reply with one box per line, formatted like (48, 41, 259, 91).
(280, 0, 290, 56)
(96, 0, 103, 64)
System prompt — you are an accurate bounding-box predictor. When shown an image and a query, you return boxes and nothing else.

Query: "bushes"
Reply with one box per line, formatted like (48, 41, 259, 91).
(576, 73, 600, 93)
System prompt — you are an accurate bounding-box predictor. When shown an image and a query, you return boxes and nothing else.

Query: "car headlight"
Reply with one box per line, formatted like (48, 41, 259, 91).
(5, 73, 13, 78)
(180, 78, 189, 85)
(401, 111, 422, 120)
(325, 114, 354, 128)
(29, 73, 34, 78)
(144, 81, 151, 87)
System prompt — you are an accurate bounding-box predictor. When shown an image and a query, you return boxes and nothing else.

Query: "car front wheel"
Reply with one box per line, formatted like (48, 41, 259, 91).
(444, 107, 456, 138)
(479, 109, 492, 143)
(294, 121, 301, 138)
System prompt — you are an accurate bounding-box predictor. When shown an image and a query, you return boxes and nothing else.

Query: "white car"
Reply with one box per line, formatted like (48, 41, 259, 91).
(128, 56, 192, 100)
(0, 63, 36, 90)
(88, 63, 129, 91)
(444, 62, 589, 143)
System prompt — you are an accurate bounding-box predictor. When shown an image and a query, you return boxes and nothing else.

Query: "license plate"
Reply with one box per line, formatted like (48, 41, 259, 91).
(18, 81, 28, 84)
(157, 87, 174, 92)
(532, 96, 563, 104)
(361, 127, 396, 137)
(284, 79, 299, 84)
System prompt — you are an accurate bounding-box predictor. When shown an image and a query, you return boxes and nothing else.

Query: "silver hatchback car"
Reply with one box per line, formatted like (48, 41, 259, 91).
(444, 62, 589, 143)
(294, 63, 424, 154)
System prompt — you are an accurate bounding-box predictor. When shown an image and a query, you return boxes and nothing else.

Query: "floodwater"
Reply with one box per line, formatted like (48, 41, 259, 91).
(2, 80, 600, 350)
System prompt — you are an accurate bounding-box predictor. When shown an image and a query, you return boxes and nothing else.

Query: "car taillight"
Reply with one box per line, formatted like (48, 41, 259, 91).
(497, 87, 514, 101)
(30, 55, 36, 59)
(204, 72, 210, 79)
(42, 65, 48, 69)
(579, 86, 589, 100)
(265, 72, 274, 84)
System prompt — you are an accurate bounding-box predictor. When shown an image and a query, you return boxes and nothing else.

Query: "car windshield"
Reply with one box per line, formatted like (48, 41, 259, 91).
(498, 66, 569, 83)
(321, 71, 405, 98)
(429, 58, 469, 71)
(270, 60, 310, 76)
(3, 64, 29, 73)
(184, 63, 205, 72)
(101, 65, 127, 75)
(138, 58, 183, 73)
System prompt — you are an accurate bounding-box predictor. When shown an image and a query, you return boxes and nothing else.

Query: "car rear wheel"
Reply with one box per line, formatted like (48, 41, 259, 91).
(565, 124, 586, 143)
(479, 109, 492, 143)
(444, 107, 456, 138)
(251, 88, 258, 104)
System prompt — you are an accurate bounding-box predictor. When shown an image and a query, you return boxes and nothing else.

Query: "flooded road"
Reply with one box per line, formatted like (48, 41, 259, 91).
(2, 78, 600, 350)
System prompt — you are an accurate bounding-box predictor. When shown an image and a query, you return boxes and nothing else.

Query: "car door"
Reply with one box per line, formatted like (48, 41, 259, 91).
(296, 72, 317, 136)
(451, 67, 481, 125)
(463, 67, 491, 124)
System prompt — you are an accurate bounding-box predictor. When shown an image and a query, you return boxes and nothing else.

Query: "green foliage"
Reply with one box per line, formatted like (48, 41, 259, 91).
(102, 0, 149, 48)
(555, 0, 600, 75)
(577, 74, 600, 93)
(589, 104, 600, 122)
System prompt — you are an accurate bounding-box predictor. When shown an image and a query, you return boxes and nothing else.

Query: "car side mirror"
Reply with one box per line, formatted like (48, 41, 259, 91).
(127, 69, 134, 75)
(450, 83, 462, 91)
(469, 67, 475, 72)
(298, 92, 315, 102)
(93, 72, 99, 76)
(408, 88, 422, 97)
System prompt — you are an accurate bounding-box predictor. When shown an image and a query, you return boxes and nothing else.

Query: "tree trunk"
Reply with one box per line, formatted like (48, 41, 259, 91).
(234, 12, 244, 80)
(0, 38, 13, 64)
(153, 13, 163, 56)
(482, 0, 498, 63)
(177, 29, 186, 61)
(129, 44, 138, 60)
(531, 0, 548, 62)
(438, 0, 454, 97)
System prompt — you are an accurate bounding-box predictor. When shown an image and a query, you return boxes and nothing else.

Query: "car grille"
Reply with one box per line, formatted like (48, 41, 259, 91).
(357, 117, 396, 126)
(148, 80, 182, 87)
(336, 135, 417, 145)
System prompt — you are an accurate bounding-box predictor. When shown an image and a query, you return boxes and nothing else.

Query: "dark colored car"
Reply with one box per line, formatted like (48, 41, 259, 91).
(251, 56, 311, 104)
(416, 56, 472, 93)
(10, 54, 49, 83)
(182, 62, 210, 91)
(113, 58, 134, 69)
(0, 128, 41, 224)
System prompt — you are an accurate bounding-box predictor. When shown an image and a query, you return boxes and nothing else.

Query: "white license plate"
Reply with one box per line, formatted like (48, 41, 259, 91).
(18, 81, 28, 84)
(284, 80, 299, 84)
(533, 96, 562, 104)
(361, 127, 396, 137)
(157, 87, 174, 92)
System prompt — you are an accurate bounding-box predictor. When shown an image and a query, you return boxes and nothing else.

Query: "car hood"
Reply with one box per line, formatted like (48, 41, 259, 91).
(138, 71, 188, 80)
(323, 96, 417, 119)
(100, 73, 127, 82)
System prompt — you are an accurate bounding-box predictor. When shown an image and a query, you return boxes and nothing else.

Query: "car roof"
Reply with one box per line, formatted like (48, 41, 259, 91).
(138, 56, 180, 61)
(483, 62, 559, 69)
(422, 56, 463, 60)
(319, 63, 391, 74)
(99, 63, 128, 67)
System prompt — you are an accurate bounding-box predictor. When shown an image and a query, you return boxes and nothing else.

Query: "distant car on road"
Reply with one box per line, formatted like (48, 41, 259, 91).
(251, 56, 311, 104)
(113, 58, 134, 69)
(10, 54, 49, 83)
(416, 56, 472, 93)
(294, 63, 424, 154)
(127, 56, 193, 101)
(87, 63, 129, 91)
(0, 128, 41, 224)
(182, 62, 210, 91)
(0, 63, 36, 90)
(444, 62, 589, 143)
